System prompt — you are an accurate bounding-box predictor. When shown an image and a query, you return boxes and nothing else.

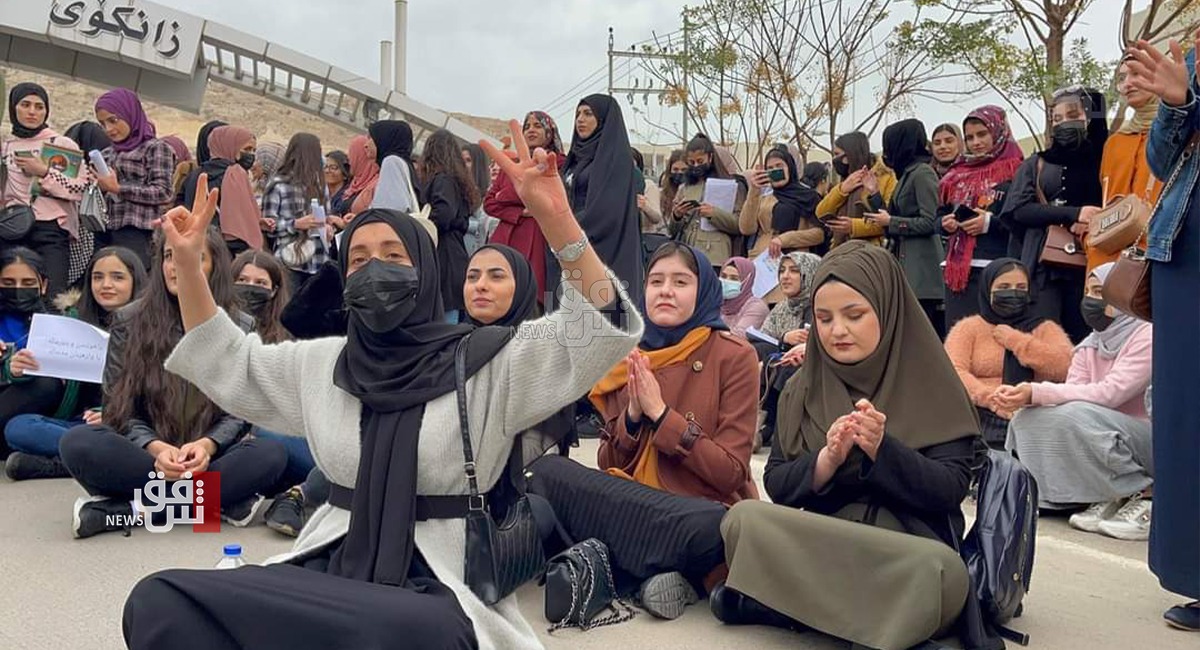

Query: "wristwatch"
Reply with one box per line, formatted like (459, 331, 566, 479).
(552, 232, 590, 263)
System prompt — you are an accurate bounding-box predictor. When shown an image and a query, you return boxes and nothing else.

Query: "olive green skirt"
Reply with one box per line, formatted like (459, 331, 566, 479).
(721, 500, 968, 650)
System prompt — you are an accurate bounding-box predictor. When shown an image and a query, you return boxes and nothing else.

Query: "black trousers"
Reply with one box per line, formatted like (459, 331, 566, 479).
(526, 455, 727, 595)
(23, 221, 71, 298)
(123, 563, 477, 650)
(58, 424, 288, 507)
(0, 377, 64, 458)
(98, 227, 153, 270)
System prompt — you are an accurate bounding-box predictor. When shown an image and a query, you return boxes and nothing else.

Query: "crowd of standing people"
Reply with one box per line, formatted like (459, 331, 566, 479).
(0, 32, 1195, 650)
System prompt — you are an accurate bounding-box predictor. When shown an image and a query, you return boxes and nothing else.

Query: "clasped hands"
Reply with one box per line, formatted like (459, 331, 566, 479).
(625, 350, 667, 425)
(821, 399, 887, 468)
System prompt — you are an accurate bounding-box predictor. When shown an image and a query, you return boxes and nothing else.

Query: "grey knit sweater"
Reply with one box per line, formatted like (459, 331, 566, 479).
(164, 287, 643, 650)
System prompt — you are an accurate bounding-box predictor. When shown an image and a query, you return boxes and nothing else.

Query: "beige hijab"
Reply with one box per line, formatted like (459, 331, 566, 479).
(776, 241, 980, 462)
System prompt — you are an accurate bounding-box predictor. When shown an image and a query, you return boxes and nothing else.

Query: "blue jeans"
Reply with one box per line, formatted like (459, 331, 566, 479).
(251, 429, 315, 489)
(5, 415, 79, 458)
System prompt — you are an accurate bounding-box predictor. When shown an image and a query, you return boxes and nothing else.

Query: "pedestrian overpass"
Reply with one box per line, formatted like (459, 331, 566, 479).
(0, 0, 495, 145)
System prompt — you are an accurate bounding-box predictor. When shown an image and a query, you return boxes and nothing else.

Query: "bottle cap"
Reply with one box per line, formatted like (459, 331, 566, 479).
(223, 544, 242, 556)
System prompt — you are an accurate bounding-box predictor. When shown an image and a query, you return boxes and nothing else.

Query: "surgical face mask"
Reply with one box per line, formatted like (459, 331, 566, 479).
(670, 172, 687, 186)
(1051, 121, 1087, 149)
(0, 287, 41, 314)
(343, 259, 420, 333)
(721, 278, 742, 300)
(686, 163, 710, 183)
(235, 284, 273, 315)
(991, 289, 1030, 318)
(237, 153, 256, 171)
(1080, 296, 1115, 332)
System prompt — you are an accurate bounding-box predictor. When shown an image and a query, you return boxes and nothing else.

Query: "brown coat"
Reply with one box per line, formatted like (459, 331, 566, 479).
(597, 331, 761, 506)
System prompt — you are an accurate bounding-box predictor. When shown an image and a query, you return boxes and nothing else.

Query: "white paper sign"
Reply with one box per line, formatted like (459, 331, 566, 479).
(703, 178, 739, 214)
(699, 217, 718, 232)
(24, 314, 110, 384)
(752, 250, 780, 299)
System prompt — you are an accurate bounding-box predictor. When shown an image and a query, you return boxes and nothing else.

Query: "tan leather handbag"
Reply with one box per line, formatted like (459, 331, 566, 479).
(1102, 247, 1152, 321)
(1033, 159, 1087, 269)
(1088, 185, 1153, 255)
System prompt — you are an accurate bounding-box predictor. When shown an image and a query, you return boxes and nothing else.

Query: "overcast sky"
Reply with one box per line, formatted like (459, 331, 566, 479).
(157, 0, 1146, 149)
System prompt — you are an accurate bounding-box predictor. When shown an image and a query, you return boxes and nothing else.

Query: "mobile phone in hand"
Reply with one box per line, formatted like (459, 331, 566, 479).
(954, 204, 977, 222)
(767, 168, 786, 183)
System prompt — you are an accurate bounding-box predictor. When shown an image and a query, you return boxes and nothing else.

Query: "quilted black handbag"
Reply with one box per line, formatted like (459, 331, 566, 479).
(541, 538, 636, 632)
(456, 335, 545, 605)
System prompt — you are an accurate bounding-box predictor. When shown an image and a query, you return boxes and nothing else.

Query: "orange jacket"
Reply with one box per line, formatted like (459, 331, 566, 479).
(1089, 132, 1163, 271)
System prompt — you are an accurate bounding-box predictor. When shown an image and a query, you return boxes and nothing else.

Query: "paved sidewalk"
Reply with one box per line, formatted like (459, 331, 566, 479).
(0, 441, 1190, 649)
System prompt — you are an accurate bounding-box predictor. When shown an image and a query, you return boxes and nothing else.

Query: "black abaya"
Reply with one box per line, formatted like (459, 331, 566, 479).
(551, 94, 644, 307)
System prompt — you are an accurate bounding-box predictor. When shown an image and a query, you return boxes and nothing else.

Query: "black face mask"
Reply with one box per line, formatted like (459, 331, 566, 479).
(235, 284, 273, 315)
(686, 163, 710, 183)
(1080, 296, 1115, 332)
(0, 287, 41, 314)
(670, 172, 687, 186)
(991, 289, 1031, 318)
(236, 153, 256, 171)
(832, 159, 850, 179)
(1051, 121, 1087, 150)
(343, 259, 420, 334)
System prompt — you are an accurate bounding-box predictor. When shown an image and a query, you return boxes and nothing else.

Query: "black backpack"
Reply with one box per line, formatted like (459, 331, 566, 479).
(961, 449, 1038, 645)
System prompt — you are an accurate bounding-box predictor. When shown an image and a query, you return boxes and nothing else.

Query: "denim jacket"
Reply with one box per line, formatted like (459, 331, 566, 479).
(1145, 50, 1200, 263)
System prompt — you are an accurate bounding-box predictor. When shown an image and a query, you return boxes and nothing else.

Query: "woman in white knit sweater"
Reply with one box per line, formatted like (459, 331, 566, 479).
(121, 122, 643, 650)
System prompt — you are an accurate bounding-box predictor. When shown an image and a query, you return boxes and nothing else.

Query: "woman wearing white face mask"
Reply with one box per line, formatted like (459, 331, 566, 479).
(718, 257, 768, 339)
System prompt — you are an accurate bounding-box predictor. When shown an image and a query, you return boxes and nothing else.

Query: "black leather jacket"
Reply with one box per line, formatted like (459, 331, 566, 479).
(104, 300, 255, 452)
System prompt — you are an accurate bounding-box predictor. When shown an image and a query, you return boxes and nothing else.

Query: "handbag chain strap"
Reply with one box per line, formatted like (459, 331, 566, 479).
(454, 335, 484, 509)
(547, 540, 636, 633)
(1129, 133, 1200, 255)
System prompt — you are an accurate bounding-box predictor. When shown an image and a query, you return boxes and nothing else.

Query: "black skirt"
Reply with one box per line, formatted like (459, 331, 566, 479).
(122, 545, 477, 650)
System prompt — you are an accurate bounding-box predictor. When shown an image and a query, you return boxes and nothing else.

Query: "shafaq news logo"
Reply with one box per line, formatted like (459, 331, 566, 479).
(114, 471, 222, 532)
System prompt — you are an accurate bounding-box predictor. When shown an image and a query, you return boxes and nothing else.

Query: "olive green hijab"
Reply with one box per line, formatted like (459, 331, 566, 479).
(777, 241, 979, 461)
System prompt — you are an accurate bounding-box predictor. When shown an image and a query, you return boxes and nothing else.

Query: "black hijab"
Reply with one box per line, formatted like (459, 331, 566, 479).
(555, 94, 643, 305)
(65, 121, 112, 154)
(369, 120, 418, 193)
(564, 94, 614, 173)
(329, 209, 511, 586)
(8, 83, 49, 139)
(1037, 88, 1107, 208)
(195, 120, 227, 164)
(881, 119, 931, 176)
(467, 244, 537, 328)
(765, 145, 808, 233)
(977, 258, 1046, 385)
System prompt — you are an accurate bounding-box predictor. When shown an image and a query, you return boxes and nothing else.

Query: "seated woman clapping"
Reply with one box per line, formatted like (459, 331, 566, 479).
(1000, 262, 1153, 540)
(528, 241, 759, 621)
(58, 229, 288, 539)
(3, 247, 145, 480)
(943, 258, 1073, 446)
(714, 241, 992, 650)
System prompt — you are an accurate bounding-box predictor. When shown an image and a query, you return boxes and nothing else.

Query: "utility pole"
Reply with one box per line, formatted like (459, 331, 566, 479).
(606, 27, 685, 145)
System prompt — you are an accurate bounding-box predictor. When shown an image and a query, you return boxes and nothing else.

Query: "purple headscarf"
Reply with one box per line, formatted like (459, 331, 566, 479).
(161, 135, 192, 164)
(720, 256, 757, 319)
(94, 88, 156, 153)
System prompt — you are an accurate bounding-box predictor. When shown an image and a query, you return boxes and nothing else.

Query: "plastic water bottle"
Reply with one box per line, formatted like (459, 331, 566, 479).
(310, 198, 326, 224)
(215, 544, 246, 569)
(88, 150, 110, 177)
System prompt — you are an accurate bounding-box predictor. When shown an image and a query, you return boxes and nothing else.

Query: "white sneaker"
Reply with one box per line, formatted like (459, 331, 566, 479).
(1098, 495, 1152, 541)
(1069, 500, 1123, 533)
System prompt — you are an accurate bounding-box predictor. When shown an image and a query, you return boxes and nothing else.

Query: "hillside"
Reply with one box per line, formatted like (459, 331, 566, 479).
(0, 66, 509, 154)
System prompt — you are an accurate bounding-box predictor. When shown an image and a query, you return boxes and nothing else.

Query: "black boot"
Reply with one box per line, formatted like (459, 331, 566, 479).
(4, 452, 71, 481)
(709, 583, 806, 632)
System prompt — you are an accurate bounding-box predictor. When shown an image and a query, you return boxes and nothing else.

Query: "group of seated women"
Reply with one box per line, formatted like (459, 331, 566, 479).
(0, 117, 1158, 650)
